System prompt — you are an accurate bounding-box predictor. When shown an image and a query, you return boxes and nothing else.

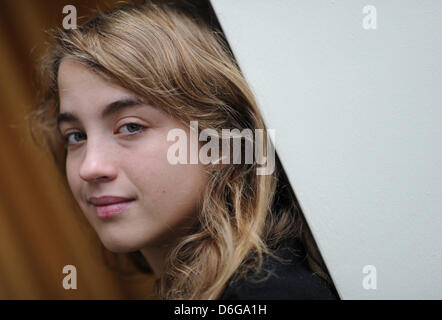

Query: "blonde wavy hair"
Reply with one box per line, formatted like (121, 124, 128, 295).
(30, 0, 335, 299)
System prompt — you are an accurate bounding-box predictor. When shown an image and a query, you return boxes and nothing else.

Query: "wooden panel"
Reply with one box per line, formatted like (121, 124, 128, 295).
(0, 0, 155, 299)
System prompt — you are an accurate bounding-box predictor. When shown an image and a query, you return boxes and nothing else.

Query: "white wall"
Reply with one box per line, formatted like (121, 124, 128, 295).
(211, 0, 442, 299)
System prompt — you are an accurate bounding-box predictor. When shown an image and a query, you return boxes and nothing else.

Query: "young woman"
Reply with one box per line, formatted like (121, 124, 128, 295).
(31, 0, 339, 299)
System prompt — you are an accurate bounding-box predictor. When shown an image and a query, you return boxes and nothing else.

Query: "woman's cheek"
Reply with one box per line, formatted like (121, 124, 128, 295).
(66, 158, 81, 198)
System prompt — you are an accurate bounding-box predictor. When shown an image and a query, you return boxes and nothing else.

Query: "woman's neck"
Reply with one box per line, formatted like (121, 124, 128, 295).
(140, 244, 170, 278)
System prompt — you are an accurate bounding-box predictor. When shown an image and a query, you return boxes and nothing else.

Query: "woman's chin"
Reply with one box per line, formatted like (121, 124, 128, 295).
(99, 233, 144, 253)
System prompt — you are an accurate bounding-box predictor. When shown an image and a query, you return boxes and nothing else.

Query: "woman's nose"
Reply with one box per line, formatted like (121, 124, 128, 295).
(79, 143, 118, 182)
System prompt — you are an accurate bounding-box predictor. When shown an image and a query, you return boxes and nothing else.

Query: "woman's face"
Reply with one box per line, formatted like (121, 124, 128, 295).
(57, 59, 209, 253)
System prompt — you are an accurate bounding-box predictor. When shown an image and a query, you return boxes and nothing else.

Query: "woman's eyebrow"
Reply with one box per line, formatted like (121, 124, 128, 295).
(102, 97, 148, 118)
(57, 97, 148, 130)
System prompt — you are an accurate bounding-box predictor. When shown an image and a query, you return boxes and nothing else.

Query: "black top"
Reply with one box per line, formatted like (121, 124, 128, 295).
(219, 239, 339, 300)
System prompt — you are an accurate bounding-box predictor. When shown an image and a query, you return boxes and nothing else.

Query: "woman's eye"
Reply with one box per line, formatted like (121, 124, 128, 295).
(64, 132, 86, 146)
(118, 123, 146, 135)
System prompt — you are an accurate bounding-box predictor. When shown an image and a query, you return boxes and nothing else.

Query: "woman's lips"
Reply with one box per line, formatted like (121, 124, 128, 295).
(88, 196, 135, 218)
(94, 200, 135, 218)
